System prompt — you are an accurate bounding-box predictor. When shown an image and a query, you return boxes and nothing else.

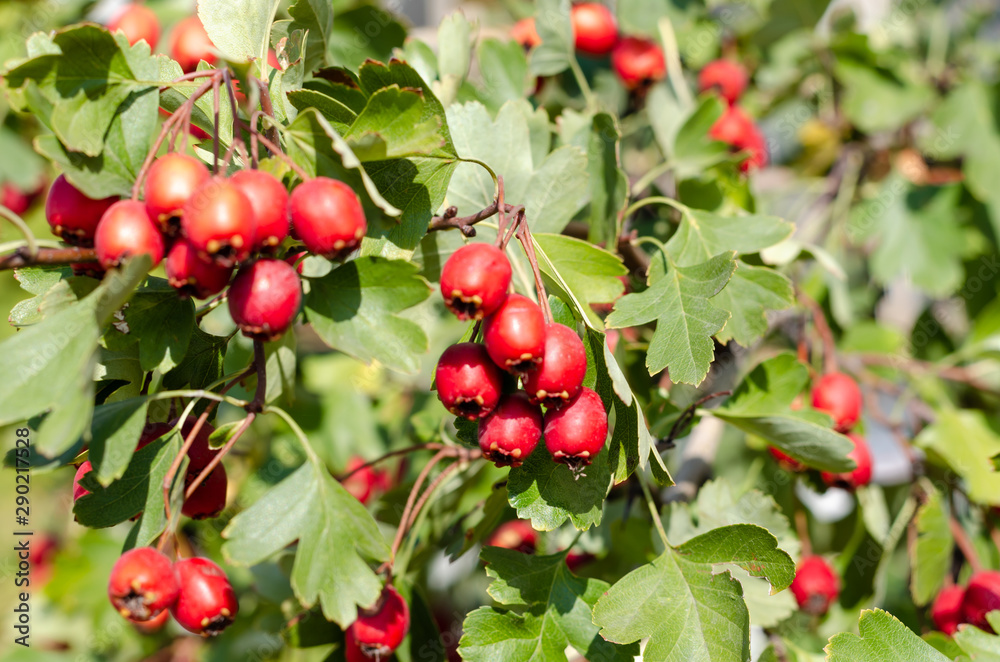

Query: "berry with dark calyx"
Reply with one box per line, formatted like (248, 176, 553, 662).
(931, 584, 966, 635)
(289, 177, 367, 260)
(143, 153, 211, 233)
(820, 433, 873, 489)
(435, 343, 504, 420)
(171, 557, 238, 636)
(768, 446, 805, 472)
(228, 258, 303, 341)
(611, 37, 666, 89)
(349, 585, 410, 658)
(170, 16, 216, 73)
(698, 59, 749, 104)
(511, 17, 541, 49)
(570, 3, 617, 56)
(181, 177, 257, 267)
(811, 372, 863, 432)
(543, 387, 608, 468)
(478, 392, 543, 468)
(963, 571, 1000, 632)
(522, 323, 587, 408)
(230, 169, 290, 251)
(107, 4, 161, 49)
(182, 464, 227, 520)
(486, 520, 537, 554)
(166, 238, 233, 299)
(341, 457, 391, 505)
(108, 547, 180, 622)
(483, 294, 546, 374)
(94, 200, 165, 269)
(789, 556, 840, 616)
(130, 608, 170, 635)
(45, 174, 118, 246)
(440, 243, 512, 321)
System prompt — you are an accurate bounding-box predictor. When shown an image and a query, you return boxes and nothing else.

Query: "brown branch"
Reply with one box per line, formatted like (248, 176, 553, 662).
(657, 390, 731, 450)
(158, 408, 215, 551)
(383, 449, 451, 569)
(427, 201, 521, 237)
(335, 444, 446, 481)
(795, 509, 813, 557)
(0, 246, 97, 271)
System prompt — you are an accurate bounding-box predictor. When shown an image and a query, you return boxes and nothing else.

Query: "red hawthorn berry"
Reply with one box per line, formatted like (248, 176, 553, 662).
(768, 446, 805, 472)
(440, 243, 512, 321)
(341, 457, 391, 505)
(522, 323, 587, 408)
(565, 551, 596, 572)
(73, 461, 93, 501)
(570, 3, 618, 56)
(29, 534, 59, 587)
(164, 418, 218, 471)
(543, 387, 608, 467)
(349, 585, 411, 658)
(738, 124, 769, 172)
(170, 16, 216, 73)
(108, 547, 180, 621)
(228, 258, 303, 341)
(182, 177, 257, 267)
(1, 182, 31, 215)
(486, 520, 538, 554)
(963, 571, 1000, 632)
(820, 433, 873, 489)
(289, 177, 367, 259)
(45, 174, 118, 246)
(511, 18, 541, 49)
(159, 107, 210, 140)
(698, 59, 749, 105)
(478, 392, 543, 468)
(811, 372, 863, 432)
(108, 4, 161, 49)
(344, 629, 370, 662)
(708, 106, 768, 172)
(789, 555, 840, 616)
(171, 557, 239, 636)
(611, 37, 666, 89)
(130, 608, 170, 634)
(94, 200, 165, 269)
(165, 238, 234, 299)
(435, 342, 504, 420)
(230, 169, 290, 251)
(182, 464, 227, 520)
(143, 153, 211, 233)
(932, 584, 966, 635)
(483, 293, 546, 373)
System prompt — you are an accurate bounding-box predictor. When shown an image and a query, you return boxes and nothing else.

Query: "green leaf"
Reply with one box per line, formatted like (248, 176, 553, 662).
(587, 113, 629, 245)
(674, 524, 795, 592)
(915, 410, 1000, 506)
(954, 622, 1000, 658)
(672, 96, 730, 177)
(835, 61, 934, 134)
(88, 397, 149, 486)
(712, 265, 794, 346)
(122, 281, 195, 373)
(911, 487, 953, 607)
(530, 0, 574, 77)
(526, 146, 590, 235)
(158, 57, 233, 147)
(437, 11, 473, 105)
(326, 5, 407, 70)
(303, 257, 431, 374)
(223, 463, 390, 627)
(825, 609, 950, 661)
(532, 233, 626, 328)
(476, 39, 529, 113)
(199, 0, 281, 64)
(162, 327, 228, 390)
(345, 86, 448, 159)
(287, 0, 333, 73)
(126, 431, 185, 548)
(507, 445, 612, 531)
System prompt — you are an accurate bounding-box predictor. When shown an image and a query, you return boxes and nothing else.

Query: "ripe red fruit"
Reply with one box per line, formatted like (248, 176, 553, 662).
(483, 294, 546, 373)
(963, 571, 1000, 632)
(570, 3, 617, 56)
(440, 243, 512, 321)
(341, 457, 391, 505)
(289, 177, 367, 259)
(812, 372, 863, 432)
(45, 174, 118, 246)
(789, 555, 840, 615)
(182, 464, 227, 520)
(130, 608, 170, 634)
(166, 238, 233, 299)
(698, 60, 749, 105)
(230, 170, 290, 250)
(228, 258, 303, 341)
(107, 4, 161, 49)
(181, 177, 257, 267)
(820, 433, 873, 489)
(170, 16, 216, 73)
(143, 153, 211, 232)
(478, 392, 543, 467)
(344, 629, 370, 662)
(349, 585, 410, 658)
(522, 323, 587, 408)
(768, 446, 805, 472)
(2, 182, 31, 215)
(511, 18, 541, 49)
(435, 343, 504, 420)
(543, 387, 608, 467)
(29, 534, 59, 586)
(108, 547, 180, 621)
(708, 106, 769, 173)
(932, 584, 966, 635)
(73, 461, 93, 501)
(486, 520, 538, 554)
(94, 200, 165, 269)
(171, 557, 238, 636)
(611, 37, 666, 89)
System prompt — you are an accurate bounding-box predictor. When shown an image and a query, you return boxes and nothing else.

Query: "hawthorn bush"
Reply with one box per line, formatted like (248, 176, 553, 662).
(2, 0, 1000, 661)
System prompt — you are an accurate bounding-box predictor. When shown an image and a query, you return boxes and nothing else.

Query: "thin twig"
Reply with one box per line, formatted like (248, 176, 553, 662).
(657, 390, 731, 450)
(949, 516, 983, 573)
(0, 246, 98, 271)
(383, 449, 451, 568)
(514, 218, 552, 322)
(184, 413, 255, 498)
(336, 444, 446, 481)
(798, 291, 837, 373)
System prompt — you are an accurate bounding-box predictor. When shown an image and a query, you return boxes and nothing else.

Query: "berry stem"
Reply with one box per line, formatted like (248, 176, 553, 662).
(0, 205, 38, 259)
(636, 471, 670, 548)
(184, 413, 254, 499)
(798, 291, 838, 374)
(657, 390, 731, 450)
(159, 405, 216, 549)
(795, 508, 813, 557)
(514, 217, 553, 323)
(384, 449, 450, 567)
(427, 201, 519, 236)
(949, 515, 984, 573)
(253, 130, 312, 183)
(335, 443, 447, 481)
(248, 339, 267, 413)
(0, 246, 97, 271)
(212, 75, 222, 174)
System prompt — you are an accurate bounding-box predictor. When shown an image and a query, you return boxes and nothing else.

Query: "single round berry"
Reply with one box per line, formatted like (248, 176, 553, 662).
(182, 464, 227, 520)
(963, 571, 1000, 632)
(932, 584, 966, 635)
(165, 238, 233, 299)
(45, 174, 118, 246)
(709, 105, 755, 145)
(94, 200, 165, 269)
(344, 629, 370, 662)
(289, 177, 367, 259)
(698, 59, 749, 105)
(812, 372, 863, 432)
(29, 534, 59, 587)
(820, 433, 873, 489)
(349, 585, 410, 658)
(478, 392, 543, 467)
(341, 456, 391, 505)
(483, 294, 546, 374)
(143, 153, 211, 233)
(107, 4, 161, 49)
(737, 124, 769, 173)
(435, 342, 504, 420)
(511, 17, 541, 49)
(611, 37, 666, 89)
(73, 461, 92, 501)
(2, 182, 31, 215)
(181, 177, 257, 267)
(108, 547, 180, 622)
(228, 258, 303, 341)
(768, 446, 805, 472)
(230, 169, 290, 250)
(570, 3, 618, 56)
(440, 243, 512, 321)
(167, 418, 218, 471)
(486, 520, 538, 554)
(170, 16, 216, 73)
(543, 387, 608, 467)
(171, 557, 238, 636)
(789, 555, 839, 616)
(522, 323, 587, 408)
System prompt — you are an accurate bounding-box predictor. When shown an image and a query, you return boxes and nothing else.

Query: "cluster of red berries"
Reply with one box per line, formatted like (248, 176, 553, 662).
(769, 371, 873, 489)
(699, 59, 769, 172)
(930, 572, 1000, 635)
(107, 4, 216, 74)
(107, 547, 238, 636)
(345, 585, 411, 661)
(434, 243, 608, 470)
